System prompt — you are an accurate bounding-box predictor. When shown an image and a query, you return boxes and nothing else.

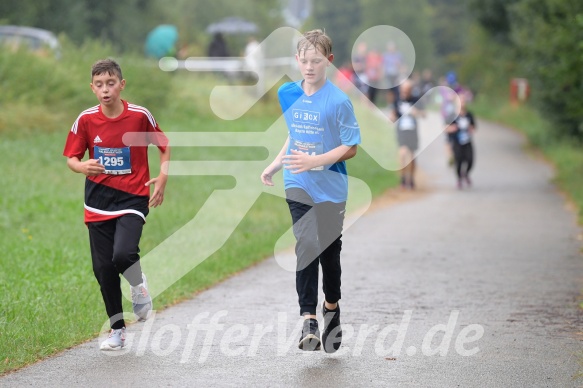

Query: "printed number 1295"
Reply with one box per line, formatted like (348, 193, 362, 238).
(98, 156, 124, 167)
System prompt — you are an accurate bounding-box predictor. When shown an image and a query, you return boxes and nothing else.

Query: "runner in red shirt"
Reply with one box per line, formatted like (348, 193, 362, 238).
(63, 59, 170, 351)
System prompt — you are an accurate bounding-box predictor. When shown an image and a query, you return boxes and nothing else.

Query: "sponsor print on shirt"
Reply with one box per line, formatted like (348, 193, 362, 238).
(292, 109, 320, 125)
(290, 138, 324, 171)
(94, 146, 132, 175)
(398, 102, 416, 131)
(457, 116, 471, 144)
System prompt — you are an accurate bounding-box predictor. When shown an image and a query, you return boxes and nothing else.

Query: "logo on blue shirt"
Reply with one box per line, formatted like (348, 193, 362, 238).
(292, 109, 320, 125)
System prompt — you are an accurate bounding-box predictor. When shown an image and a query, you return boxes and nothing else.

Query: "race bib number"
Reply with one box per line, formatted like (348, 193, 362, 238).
(94, 146, 131, 175)
(458, 130, 471, 145)
(457, 117, 470, 130)
(398, 115, 416, 131)
(290, 139, 324, 171)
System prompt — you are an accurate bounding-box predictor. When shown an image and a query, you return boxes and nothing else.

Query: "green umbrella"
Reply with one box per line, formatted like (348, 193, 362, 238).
(145, 25, 178, 59)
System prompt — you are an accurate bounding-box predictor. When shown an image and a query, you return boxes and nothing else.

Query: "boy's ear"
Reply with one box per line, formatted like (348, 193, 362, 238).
(120, 79, 126, 90)
(328, 54, 334, 63)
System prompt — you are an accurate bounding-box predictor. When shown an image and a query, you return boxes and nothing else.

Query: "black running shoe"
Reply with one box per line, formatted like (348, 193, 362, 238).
(298, 318, 321, 351)
(321, 302, 342, 353)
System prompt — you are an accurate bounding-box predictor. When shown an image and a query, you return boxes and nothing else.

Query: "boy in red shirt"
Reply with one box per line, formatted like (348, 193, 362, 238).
(63, 59, 170, 350)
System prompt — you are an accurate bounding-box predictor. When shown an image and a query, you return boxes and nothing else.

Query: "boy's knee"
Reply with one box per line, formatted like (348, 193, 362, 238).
(298, 234, 319, 253)
(296, 235, 321, 269)
(112, 249, 138, 271)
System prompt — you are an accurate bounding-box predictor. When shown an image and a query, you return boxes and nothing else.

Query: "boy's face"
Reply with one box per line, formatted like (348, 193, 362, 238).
(90, 72, 125, 107)
(296, 46, 333, 89)
(400, 81, 412, 99)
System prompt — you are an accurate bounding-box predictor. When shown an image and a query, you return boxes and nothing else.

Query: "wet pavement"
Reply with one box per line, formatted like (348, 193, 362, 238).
(2, 113, 582, 387)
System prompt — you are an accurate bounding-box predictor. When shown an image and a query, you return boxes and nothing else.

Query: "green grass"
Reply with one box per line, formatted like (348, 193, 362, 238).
(0, 53, 397, 374)
(471, 92, 583, 224)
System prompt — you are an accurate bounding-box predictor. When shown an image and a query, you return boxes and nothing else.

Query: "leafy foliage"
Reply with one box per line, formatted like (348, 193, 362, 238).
(468, 0, 519, 43)
(359, 0, 435, 71)
(304, 0, 363, 65)
(509, 0, 583, 138)
(469, 0, 583, 139)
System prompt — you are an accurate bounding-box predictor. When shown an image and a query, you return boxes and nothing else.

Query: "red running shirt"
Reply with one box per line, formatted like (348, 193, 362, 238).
(63, 100, 168, 223)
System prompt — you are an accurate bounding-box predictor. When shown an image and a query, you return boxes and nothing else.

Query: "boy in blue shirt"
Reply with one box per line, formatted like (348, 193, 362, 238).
(261, 29, 361, 353)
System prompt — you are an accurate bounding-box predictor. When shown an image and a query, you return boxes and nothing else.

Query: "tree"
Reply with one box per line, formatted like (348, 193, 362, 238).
(305, 0, 363, 65)
(158, 0, 283, 56)
(428, 0, 472, 71)
(468, 0, 519, 43)
(0, 0, 161, 52)
(509, 0, 583, 138)
(358, 0, 435, 71)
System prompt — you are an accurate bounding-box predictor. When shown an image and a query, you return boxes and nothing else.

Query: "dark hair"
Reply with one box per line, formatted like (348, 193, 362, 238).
(91, 59, 123, 81)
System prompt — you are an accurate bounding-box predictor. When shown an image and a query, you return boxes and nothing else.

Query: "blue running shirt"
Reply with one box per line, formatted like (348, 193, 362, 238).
(278, 80, 361, 203)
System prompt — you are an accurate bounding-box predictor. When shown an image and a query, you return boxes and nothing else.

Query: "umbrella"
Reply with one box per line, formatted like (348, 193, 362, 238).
(206, 17, 258, 35)
(145, 24, 178, 59)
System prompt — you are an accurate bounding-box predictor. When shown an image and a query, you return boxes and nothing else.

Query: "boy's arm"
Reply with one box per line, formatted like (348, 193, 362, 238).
(67, 157, 105, 176)
(446, 123, 458, 133)
(412, 107, 426, 118)
(389, 107, 398, 122)
(410, 101, 426, 118)
(469, 112, 477, 133)
(146, 146, 171, 208)
(283, 144, 358, 174)
(261, 137, 290, 186)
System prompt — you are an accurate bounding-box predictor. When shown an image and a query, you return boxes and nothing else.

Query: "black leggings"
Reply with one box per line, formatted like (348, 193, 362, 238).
(88, 214, 145, 329)
(286, 188, 345, 316)
(453, 142, 474, 179)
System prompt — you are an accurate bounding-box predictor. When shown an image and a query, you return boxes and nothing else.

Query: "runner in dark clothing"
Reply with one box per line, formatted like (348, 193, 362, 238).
(446, 96, 476, 189)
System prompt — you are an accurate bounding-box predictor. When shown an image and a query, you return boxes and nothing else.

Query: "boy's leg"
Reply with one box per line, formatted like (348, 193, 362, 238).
(463, 143, 474, 185)
(398, 145, 412, 187)
(316, 200, 345, 353)
(409, 158, 416, 189)
(113, 214, 145, 287)
(453, 143, 463, 181)
(88, 219, 125, 330)
(316, 200, 345, 306)
(114, 214, 153, 321)
(465, 143, 474, 174)
(286, 188, 320, 317)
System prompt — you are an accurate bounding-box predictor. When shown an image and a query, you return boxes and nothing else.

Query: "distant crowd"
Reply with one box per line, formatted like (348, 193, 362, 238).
(335, 40, 474, 109)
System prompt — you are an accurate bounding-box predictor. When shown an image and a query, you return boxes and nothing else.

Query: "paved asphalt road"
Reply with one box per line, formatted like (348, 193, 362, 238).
(2, 113, 582, 387)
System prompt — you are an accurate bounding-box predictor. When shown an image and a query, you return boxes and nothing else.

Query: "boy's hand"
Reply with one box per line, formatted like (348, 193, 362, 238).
(260, 170, 275, 186)
(261, 163, 282, 186)
(282, 149, 318, 174)
(146, 175, 167, 208)
(82, 159, 105, 176)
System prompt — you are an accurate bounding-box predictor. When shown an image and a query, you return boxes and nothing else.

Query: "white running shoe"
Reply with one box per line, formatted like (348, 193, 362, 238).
(100, 327, 126, 351)
(131, 273, 152, 321)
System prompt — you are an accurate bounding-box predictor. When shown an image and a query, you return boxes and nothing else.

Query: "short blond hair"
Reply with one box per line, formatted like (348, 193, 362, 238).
(297, 29, 332, 57)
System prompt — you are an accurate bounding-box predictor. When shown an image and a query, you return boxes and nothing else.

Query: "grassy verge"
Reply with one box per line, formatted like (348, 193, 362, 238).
(471, 92, 583, 225)
(0, 56, 397, 374)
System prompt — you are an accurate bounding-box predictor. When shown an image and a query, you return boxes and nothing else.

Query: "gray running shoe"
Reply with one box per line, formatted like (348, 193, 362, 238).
(321, 302, 342, 353)
(131, 273, 152, 321)
(100, 327, 126, 351)
(298, 318, 321, 351)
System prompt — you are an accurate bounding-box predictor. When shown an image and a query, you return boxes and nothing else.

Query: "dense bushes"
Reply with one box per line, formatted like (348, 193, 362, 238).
(465, 0, 583, 141)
